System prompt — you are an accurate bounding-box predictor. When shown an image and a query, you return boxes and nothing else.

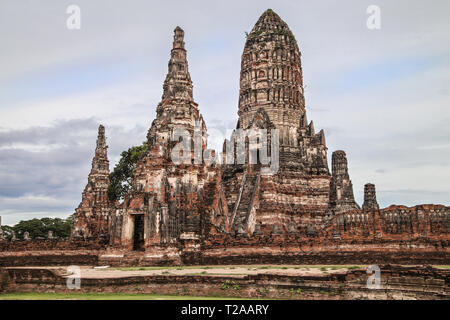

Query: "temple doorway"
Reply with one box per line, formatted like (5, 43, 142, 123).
(133, 214, 145, 251)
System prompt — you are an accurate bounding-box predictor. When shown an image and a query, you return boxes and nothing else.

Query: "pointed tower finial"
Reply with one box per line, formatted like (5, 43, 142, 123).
(173, 26, 185, 49)
(161, 27, 193, 101)
(90, 124, 109, 175)
(95, 124, 107, 158)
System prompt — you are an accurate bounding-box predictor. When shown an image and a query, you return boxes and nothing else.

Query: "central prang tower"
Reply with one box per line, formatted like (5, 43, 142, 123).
(238, 9, 305, 133)
(214, 10, 332, 237)
(237, 9, 328, 174)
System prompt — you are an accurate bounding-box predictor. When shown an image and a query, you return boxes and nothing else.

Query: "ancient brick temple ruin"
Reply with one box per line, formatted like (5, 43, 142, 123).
(73, 124, 111, 239)
(71, 10, 449, 259)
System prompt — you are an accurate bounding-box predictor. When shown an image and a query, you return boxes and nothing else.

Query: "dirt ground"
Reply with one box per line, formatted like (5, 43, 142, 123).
(9, 265, 364, 278)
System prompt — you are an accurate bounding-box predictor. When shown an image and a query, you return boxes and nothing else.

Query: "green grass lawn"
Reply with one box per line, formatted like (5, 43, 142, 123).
(0, 292, 249, 300)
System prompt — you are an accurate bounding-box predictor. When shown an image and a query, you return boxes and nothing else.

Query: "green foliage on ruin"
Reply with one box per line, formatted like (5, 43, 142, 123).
(107, 141, 148, 202)
(276, 28, 296, 42)
(247, 29, 263, 40)
(220, 280, 240, 290)
(2, 216, 73, 240)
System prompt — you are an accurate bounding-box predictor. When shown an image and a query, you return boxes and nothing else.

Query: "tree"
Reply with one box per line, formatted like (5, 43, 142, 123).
(3, 216, 73, 240)
(1, 225, 14, 240)
(108, 141, 148, 202)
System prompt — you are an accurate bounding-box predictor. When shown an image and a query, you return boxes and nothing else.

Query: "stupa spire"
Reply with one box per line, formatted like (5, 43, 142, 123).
(162, 26, 193, 101)
(94, 125, 107, 159)
(90, 124, 109, 175)
(238, 9, 305, 131)
(173, 26, 185, 49)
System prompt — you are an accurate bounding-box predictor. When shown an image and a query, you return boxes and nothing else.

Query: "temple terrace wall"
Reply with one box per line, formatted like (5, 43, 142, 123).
(1, 265, 448, 300)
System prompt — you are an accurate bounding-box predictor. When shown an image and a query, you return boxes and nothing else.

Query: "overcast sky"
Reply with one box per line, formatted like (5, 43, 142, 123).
(0, 0, 449, 225)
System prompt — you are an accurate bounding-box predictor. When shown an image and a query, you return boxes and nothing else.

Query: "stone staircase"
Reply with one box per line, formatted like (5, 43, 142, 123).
(231, 173, 259, 235)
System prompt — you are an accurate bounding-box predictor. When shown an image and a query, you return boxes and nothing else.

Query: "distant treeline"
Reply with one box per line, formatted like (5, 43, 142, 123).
(1, 216, 73, 240)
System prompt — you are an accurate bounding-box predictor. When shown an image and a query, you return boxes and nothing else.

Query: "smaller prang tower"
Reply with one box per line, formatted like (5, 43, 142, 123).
(72, 125, 111, 238)
(362, 183, 379, 210)
(327, 150, 360, 217)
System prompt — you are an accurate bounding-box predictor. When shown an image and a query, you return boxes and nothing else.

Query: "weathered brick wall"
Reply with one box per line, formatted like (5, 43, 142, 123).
(0, 239, 448, 267)
(0, 251, 99, 267)
(321, 204, 450, 242)
(199, 246, 449, 265)
(0, 239, 105, 252)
